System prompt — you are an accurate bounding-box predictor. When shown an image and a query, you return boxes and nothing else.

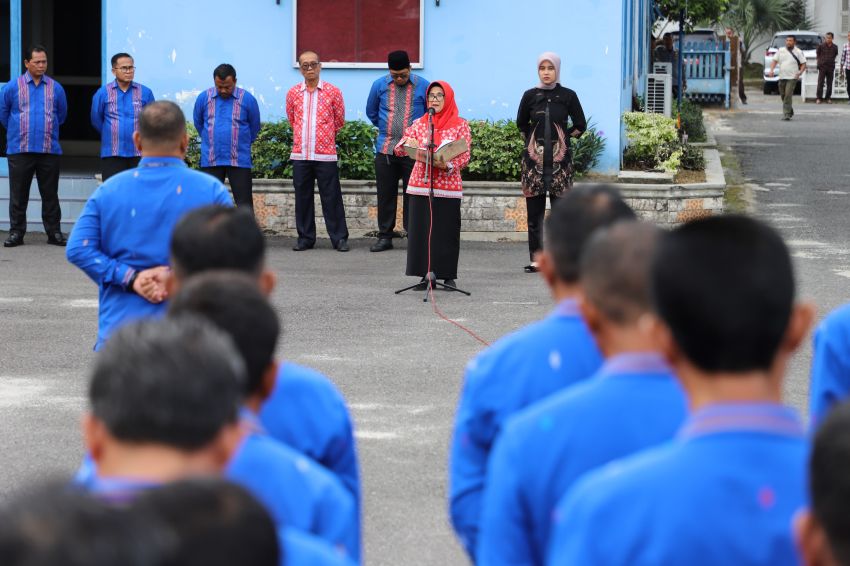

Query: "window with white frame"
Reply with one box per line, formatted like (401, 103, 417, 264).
(293, 0, 424, 69)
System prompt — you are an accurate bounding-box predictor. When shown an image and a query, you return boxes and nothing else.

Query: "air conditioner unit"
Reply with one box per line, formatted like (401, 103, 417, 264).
(646, 73, 672, 117)
(653, 62, 673, 75)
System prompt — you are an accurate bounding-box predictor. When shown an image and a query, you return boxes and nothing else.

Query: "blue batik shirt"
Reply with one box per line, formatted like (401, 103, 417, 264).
(193, 87, 261, 168)
(226, 411, 360, 563)
(0, 71, 67, 154)
(259, 362, 360, 504)
(90, 80, 155, 157)
(547, 403, 808, 566)
(449, 299, 604, 558)
(478, 352, 687, 566)
(66, 157, 233, 351)
(810, 302, 850, 427)
(365, 73, 428, 155)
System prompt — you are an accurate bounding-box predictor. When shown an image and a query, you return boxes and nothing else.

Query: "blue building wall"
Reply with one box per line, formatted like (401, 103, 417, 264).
(105, 0, 632, 173)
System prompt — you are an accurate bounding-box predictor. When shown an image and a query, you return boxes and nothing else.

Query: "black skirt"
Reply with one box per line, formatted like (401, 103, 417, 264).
(406, 194, 461, 280)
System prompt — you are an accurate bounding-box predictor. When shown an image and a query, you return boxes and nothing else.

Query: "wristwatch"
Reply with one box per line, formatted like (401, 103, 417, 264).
(126, 270, 139, 294)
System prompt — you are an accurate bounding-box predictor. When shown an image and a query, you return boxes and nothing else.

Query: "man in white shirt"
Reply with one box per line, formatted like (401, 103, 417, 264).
(768, 35, 807, 120)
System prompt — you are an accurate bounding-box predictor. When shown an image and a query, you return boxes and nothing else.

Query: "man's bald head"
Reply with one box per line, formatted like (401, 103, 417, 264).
(137, 101, 187, 152)
(580, 221, 661, 325)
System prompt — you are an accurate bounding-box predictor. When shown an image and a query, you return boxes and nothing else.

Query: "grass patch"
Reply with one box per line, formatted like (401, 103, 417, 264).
(719, 147, 753, 213)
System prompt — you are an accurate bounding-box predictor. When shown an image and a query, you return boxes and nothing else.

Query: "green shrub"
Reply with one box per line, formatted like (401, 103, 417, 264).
(186, 117, 606, 181)
(622, 112, 680, 172)
(679, 143, 706, 171)
(678, 99, 706, 143)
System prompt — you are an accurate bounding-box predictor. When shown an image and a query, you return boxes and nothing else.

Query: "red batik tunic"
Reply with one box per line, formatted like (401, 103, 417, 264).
(395, 119, 472, 199)
(286, 80, 345, 162)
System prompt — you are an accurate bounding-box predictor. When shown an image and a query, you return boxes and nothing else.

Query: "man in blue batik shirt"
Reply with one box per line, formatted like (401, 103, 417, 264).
(193, 64, 261, 212)
(547, 215, 815, 566)
(91, 52, 155, 180)
(0, 45, 68, 248)
(809, 303, 850, 426)
(478, 222, 687, 566)
(448, 185, 636, 559)
(365, 50, 428, 252)
(66, 101, 233, 351)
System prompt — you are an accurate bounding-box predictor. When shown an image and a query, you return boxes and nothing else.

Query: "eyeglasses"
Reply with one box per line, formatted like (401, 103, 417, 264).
(390, 71, 410, 79)
(114, 66, 135, 72)
(427, 93, 445, 100)
(300, 62, 320, 70)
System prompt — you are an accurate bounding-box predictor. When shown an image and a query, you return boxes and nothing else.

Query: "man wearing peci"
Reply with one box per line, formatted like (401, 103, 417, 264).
(0, 45, 68, 248)
(193, 64, 261, 212)
(91, 53, 155, 181)
(366, 50, 428, 252)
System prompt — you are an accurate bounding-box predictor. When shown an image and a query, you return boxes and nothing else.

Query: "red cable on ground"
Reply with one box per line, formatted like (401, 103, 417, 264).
(425, 170, 490, 348)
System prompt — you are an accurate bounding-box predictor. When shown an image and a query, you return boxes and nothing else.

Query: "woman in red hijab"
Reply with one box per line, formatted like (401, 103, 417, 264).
(395, 81, 472, 290)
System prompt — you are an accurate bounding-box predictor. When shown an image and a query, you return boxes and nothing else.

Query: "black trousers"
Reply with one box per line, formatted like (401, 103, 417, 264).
(406, 194, 461, 280)
(526, 192, 559, 262)
(292, 160, 349, 247)
(8, 153, 61, 236)
(817, 68, 835, 100)
(101, 157, 141, 181)
(202, 166, 254, 210)
(374, 153, 413, 238)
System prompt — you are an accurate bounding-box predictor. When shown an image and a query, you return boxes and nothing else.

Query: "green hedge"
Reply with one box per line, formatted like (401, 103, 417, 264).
(186, 119, 607, 181)
(622, 111, 704, 172)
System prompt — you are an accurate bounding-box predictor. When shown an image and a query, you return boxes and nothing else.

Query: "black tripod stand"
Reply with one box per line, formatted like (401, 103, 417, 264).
(395, 110, 470, 302)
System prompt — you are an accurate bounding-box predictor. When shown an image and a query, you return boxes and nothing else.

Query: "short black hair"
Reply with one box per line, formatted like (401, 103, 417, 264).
(0, 482, 169, 566)
(810, 402, 850, 565)
(786, 34, 797, 41)
(24, 45, 47, 62)
(138, 101, 186, 146)
(168, 272, 280, 396)
(213, 64, 236, 81)
(89, 317, 246, 450)
(826, 32, 834, 38)
(580, 221, 660, 324)
(133, 478, 279, 566)
(651, 215, 794, 372)
(544, 185, 636, 283)
(170, 206, 265, 279)
(111, 52, 133, 68)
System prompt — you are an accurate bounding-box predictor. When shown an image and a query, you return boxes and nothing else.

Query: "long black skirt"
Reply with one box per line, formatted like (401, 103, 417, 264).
(406, 194, 461, 280)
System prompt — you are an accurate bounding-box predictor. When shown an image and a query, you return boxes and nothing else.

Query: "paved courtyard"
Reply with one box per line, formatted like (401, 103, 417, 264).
(1, 89, 849, 565)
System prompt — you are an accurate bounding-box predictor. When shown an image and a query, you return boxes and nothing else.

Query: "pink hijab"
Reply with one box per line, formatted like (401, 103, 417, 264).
(537, 52, 561, 90)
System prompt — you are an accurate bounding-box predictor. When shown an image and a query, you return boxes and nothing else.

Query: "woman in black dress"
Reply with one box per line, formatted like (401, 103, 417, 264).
(516, 52, 587, 272)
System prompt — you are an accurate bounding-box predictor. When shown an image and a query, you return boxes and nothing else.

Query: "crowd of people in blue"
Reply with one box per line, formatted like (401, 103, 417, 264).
(2, 43, 850, 566)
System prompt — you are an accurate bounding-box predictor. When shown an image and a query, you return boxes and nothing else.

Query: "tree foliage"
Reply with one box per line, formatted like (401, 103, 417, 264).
(722, 0, 792, 65)
(656, 0, 730, 27)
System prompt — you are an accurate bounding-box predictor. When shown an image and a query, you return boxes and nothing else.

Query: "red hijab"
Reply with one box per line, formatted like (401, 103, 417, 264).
(419, 81, 462, 133)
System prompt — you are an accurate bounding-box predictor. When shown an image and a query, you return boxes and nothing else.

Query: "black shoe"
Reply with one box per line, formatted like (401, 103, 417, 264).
(523, 264, 539, 273)
(443, 279, 457, 290)
(292, 241, 314, 251)
(336, 238, 350, 252)
(47, 232, 67, 246)
(3, 232, 24, 247)
(412, 278, 429, 291)
(370, 238, 393, 252)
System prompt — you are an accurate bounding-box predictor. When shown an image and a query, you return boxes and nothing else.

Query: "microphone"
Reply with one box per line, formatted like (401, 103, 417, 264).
(428, 107, 436, 116)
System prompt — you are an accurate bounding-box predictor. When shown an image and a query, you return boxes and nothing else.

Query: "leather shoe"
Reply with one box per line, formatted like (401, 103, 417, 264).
(336, 238, 350, 252)
(292, 241, 314, 251)
(370, 238, 393, 252)
(47, 232, 67, 246)
(3, 232, 24, 247)
(413, 277, 429, 291)
(443, 279, 457, 290)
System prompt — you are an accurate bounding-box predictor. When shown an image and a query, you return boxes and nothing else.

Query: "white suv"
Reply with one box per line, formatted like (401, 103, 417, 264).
(763, 31, 822, 94)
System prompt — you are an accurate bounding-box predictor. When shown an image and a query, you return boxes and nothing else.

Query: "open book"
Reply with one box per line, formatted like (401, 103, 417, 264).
(403, 138, 469, 166)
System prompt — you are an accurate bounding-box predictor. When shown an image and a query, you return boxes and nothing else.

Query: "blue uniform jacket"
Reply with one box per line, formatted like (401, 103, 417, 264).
(259, 362, 360, 504)
(66, 157, 233, 350)
(810, 302, 850, 426)
(0, 72, 67, 154)
(478, 353, 687, 566)
(91, 80, 155, 157)
(283, 528, 358, 566)
(193, 87, 261, 168)
(449, 299, 603, 558)
(547, 403, 808, 566)
(365, 74, 428, 155)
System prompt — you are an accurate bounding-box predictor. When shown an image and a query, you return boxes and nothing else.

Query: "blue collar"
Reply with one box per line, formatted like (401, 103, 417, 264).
(24, 71, 47, 85)
(240, 407, 265, 435)
(553, 298, 581, 318)
(138, 156, 187, 168)
(89, 474, 161, 504)
(599, 352, 672, 377)
(679, 403, 804, 440)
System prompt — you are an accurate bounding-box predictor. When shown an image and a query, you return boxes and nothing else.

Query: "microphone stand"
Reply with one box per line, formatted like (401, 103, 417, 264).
(395, 109, 470, 301)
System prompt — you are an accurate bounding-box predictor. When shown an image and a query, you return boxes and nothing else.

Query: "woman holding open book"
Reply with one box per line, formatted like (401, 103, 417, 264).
(395, 81, 472, 290)
(516, 52, 587, 273)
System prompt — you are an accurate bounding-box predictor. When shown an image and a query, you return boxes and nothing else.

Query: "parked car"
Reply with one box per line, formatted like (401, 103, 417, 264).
(763, 30, 822, 94)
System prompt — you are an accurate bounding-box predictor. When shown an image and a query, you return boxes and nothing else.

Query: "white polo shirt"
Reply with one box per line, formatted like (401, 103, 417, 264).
(773, 47, 806, 79)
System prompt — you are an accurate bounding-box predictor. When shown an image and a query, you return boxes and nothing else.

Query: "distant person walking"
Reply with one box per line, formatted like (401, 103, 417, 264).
(841, 32, 850, 103)
(816, 32, 839, 104)
(768, 35, 806, 121)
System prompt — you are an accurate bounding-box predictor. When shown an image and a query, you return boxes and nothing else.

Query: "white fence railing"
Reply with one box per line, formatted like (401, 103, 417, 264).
(800, 55, 849, 101)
